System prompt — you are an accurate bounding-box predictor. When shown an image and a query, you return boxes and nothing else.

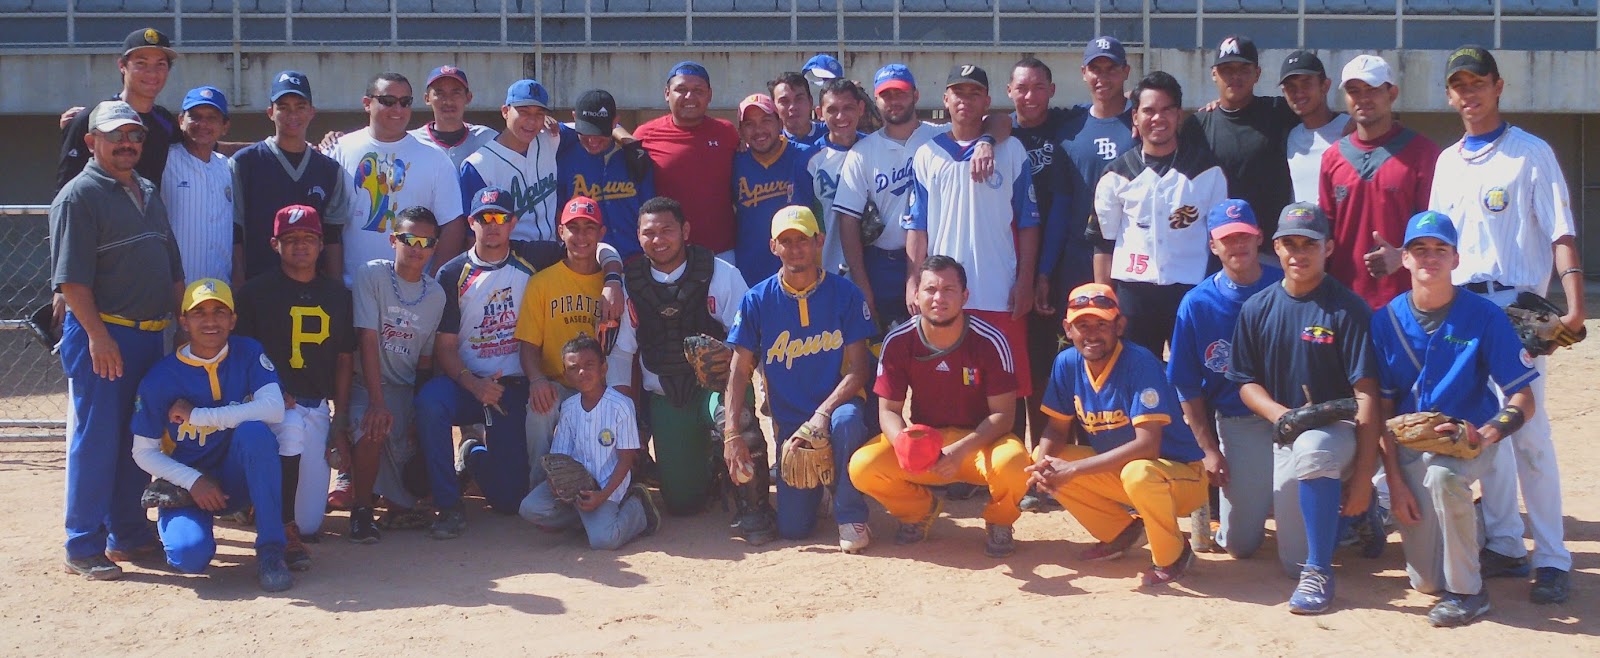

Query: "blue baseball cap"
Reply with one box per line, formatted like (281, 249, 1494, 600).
(1403, 210, 1458, 248)
(471, 186, 514, 217)
(874, 63, 915, 95)
(505, 79, 550, 109)
(270, 70, 312, 103)
(426, 65, 470, 91)
(1207, 198, 1260, 239)
(666, 60, 710, 84)
(1084, 36, 1127, 67)
(804, 54, 844, 82)
(181, 86, 229, 118)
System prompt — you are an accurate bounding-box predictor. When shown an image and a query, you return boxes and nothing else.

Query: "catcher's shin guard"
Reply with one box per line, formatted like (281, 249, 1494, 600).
(732, 422, 777, 546)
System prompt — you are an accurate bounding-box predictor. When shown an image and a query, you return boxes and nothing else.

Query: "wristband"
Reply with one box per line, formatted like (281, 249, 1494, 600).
(457, 368, 472, 382)
(604, 272, 624, 285)
(1484, 404, 1526, 438)
(975, 135, 996, 146)
(1560, 268, 1584, 279)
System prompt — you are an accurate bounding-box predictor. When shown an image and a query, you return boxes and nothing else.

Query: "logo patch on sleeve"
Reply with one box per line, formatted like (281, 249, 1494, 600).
(1139, 387, 1160, 408)
(1519, 347, 1534, 368)
(260, 353, 277, 372)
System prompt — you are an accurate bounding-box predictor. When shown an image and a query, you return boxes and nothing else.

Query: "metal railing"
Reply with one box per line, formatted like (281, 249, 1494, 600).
(0, 207, 68, 440)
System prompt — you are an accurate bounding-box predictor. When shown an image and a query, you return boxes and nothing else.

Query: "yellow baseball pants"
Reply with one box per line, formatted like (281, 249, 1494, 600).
(1047, 445, 1208, 567)
(848, 427, 1031, 526)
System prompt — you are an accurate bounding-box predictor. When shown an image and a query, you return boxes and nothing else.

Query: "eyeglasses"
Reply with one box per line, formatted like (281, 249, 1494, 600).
(367, 94, 414, 108)
(98, 128, 148, 144)
(1067, 293, 1118, 311)
(392, 232, 438, 249)
(473, 211, 511, 225)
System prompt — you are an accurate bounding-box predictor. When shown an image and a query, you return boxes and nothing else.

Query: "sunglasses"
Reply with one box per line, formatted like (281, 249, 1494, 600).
(392, 232, 437, 249)
(1067, 294, 1118, 311)
(98, 128, 148, 144)
(473, 211, 511, 225)
(367, 94, 415, 108)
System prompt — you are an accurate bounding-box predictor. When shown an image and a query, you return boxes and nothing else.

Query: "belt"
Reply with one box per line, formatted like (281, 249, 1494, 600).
(1465, 281, 1517, 294)
(99, 313, 171, 332)
(291, 397, 325, 409)
(864, 245, 906, 260)
(496, 375, 531, 387)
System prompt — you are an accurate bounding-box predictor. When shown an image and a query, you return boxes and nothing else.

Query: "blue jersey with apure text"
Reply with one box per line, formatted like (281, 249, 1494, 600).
(1041, 341, 1204, 462)
(132, 337, 280, 473)
(732, 138, 816, 287)
(555, 124, 653, 259)
(1167, 266, 1284, 417)
(1371, 288, 1539, 425)
(727, 271, 875, 429)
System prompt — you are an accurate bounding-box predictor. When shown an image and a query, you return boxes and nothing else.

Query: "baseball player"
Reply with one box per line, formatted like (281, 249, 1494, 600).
(806, 78, 871, 274)
(1369, 211, 1539, 627)
(608, 197, 748, 517)
(1167, 199, 1284, 558)
(633, 61, 741, 258)
(1229, 203, 1382, 614)
(52, 101, 184, 580)
(731, 93, 816, 287)
(770, 70, 826, 147)
(1320, 55, 1439, 310)
(459, 80, 564, 243)
(1088, 71, 1229, 356)
(415, 188, 622, 539)
(327, 72, 467, 283)
(162, 86, 236, 285)
(848, 256, 1031, 557)
(1279, 51, 1349, 206)
(1029, 283, 1209, 587)
(556, 89, 656, 261)
(129, 279, 293, 591)
(235, 204, 357, 570)
(519, 335, 661, 548)
(722, 206, 875, 549)
(231, 71, 352, 283)
(58, 28, 180, 189)
(347, 206, 447, 542)
(1428, 45, 1583, 605)
(410, 65, 499, 169)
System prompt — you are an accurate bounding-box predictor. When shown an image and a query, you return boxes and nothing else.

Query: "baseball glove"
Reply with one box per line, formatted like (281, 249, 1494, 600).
(683, 334, 734, 392)
(1505, 292, 1586, 355)
(1387, 411, 1483, 460)
(541, 453, 599, 504)
(1273, 398, 1358, 445)
(26, 302, 59, 353)
(140, 478, 195, 509)
(858, 200, 885, 247)
(780, 423, 834, 489)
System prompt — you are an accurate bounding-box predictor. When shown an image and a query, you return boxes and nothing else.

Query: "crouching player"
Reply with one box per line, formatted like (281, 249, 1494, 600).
(520, 335, 660, 548)
(1370, 211, 1538, 627)
(130, 279, 293, 591)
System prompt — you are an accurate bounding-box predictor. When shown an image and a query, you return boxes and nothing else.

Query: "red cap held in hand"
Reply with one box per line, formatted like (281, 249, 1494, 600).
(892, 424, 942, 474)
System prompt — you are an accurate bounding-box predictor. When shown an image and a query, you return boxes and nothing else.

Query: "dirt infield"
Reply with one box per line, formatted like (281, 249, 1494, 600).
(2, 328, 1597, 655)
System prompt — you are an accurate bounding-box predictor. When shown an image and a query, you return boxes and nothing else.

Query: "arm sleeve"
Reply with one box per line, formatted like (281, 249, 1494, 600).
(596, 242, 621, 268)
(437, 264, 462, 334)
(1318, 147, 1338, 220)
(1530, 140, 1578, 241)
(1038, 353, 1076, 420)
(164, 205, 185, 283)
(613, 398, 641, 451)
(1340, 304, 1379, 385)
(793, 154, 818, 209)
(981, 330, 1018, 397)
(1128, 364, 1175, 427)
(132, 435, 204, 490)
(712, 260, 749, 329)
(1413, 141, 1438, 215)
(903, 160, 928, 231)
(323, 157, 352, 228)
(512, 275, 548, 348)
(1165, 299, 1203, 402)
(50, 194, 96, 289)
(607, 298, 638, 387)
(459, 161, 488, 220)
(841, 283, 877, 344)
(832, 149, 868, 217)
(352, 262, 380, 331)
(1370, 310, 1402, 400)
(871, 340, 909, 401)
(726, 291, 762, 353)
(189, 382, 286, 429)
(1089, 169, 1124, 247)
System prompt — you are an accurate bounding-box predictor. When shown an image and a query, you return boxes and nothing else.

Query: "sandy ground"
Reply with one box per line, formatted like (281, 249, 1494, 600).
(3, 326, 1599, 656)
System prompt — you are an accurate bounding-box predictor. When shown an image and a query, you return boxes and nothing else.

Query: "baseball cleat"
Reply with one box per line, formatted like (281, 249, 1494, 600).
(1531, 567, 1571, 604)
(1428, 590, 1490, 627)
(1288, 565, 1335, 614)
(1079, 518, 1147, 561)
(632, 484, 662, 537)
(894, 497, 943, 545)
(63, 555, 123, 581)
(984, 523, 1016, 558)
(1479, 548, 1531, 578)
(1142, 543, 1195, 587)
(429, 506, 468, 540)
(258, 552, 294, 593)
(105, 538, 163, 564)
(839, 522, 871, 554)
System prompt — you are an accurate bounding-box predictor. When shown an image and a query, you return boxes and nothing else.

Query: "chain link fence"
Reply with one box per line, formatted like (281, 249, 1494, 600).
(1, 207, 67, 440)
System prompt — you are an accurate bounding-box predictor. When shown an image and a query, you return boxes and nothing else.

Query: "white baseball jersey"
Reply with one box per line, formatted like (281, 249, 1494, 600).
(330, 128, 465, 287)
(806, 135, 859, 274)
(608, 256, 747, 393)
(161, 143, 236, 283)
(1286, 114, 1350, 206)
(1090, 146, 1229, 286)
(832, 122, 949, 252)
(1430, 126, 1576, 291)
(409, 122, 499, 170)
(904, 134, 1038, 312)
(459, 133, 563, 243)
(550, 388, 639, 503)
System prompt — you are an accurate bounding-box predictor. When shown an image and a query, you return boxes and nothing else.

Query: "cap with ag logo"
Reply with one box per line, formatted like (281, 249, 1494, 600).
(271, 71, 313, 103)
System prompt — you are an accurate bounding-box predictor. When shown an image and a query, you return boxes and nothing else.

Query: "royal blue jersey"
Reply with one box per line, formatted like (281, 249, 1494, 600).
(555, 124, 654, 259)
(1371, 289, 1539, 425)
(731, 138, 816, 287)
(132, 337, 280, 473)
(727, 271, 876, 429)
(785, 121, 827, 147)
(1167, 266, 1284, 417)
(1041, 340, 1204, 462)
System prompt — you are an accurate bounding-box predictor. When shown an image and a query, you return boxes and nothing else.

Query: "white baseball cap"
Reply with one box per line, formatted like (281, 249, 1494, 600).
(89, 100, 144, 133)
(1340, 54, 1393, 88)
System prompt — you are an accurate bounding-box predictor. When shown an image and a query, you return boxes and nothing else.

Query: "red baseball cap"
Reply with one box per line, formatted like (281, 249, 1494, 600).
(559, 196, 602, 226)
(273, 204, 323, 237)
(891, 424, 943, 474)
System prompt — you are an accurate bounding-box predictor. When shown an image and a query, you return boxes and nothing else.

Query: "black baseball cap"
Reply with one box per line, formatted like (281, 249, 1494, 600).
(1279, 50, 1326, 83)
(122, 27, 177, 60)
(1214, 35, 1258, 67)
(1274, 202, 1331, 241)
(1445, 46, 1499, 81)
(946, 64, 989, 90)
(573, 89, 617, 137)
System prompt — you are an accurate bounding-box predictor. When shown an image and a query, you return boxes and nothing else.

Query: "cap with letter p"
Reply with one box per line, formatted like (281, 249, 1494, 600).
(1403, 210, 1458, 248)
(770, 205, 821, 240)
(270, 71, 313, 103)
(182, 278, 234, 313)
(1274, 202, 1331, 241)
(1207, 198, 1260, 240)
(273, 204, 323, 237)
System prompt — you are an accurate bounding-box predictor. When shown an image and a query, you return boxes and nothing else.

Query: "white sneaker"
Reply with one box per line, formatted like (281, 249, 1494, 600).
(839, 522, 871, 554)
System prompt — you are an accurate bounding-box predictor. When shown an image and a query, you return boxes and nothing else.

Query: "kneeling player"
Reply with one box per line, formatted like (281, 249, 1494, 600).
(849, 256, 1030, 557)
(1028, 283, 1209, 587)
(1370, 212, 1538, 627)
(519, 336, 660, 549)
(130, 280, 293, 591)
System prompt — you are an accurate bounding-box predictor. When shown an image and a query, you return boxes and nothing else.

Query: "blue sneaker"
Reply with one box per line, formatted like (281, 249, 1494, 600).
(1289, 565, 1335, 615)
(1480, 548, 1531, 578)
(257, 552, 293, 593)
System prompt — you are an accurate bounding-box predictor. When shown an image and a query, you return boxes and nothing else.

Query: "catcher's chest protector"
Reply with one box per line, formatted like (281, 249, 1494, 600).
(625, 245, 726, 377)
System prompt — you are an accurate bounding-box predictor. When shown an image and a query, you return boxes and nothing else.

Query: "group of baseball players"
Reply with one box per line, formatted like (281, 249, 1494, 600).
(47, 26, 1584, 626)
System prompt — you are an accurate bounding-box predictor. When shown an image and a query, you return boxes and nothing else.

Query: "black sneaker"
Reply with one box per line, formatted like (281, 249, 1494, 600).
(348, 507, 382, 544)
(1480, 548, 1531, 578)
(1428, 590, 1490, 627)
(630, 484, 662, 537)
(257, 551, 293, 593)
(1531, 567, 1571, 604)
(734, 505, 778, 546)
(1019, 490, 1062, 513)
(63, 554, 123, 581)
(430, 505, 467, 540)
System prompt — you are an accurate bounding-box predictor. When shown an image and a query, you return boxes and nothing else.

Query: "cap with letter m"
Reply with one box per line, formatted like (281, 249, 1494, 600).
(1214, 35, 1259, 67)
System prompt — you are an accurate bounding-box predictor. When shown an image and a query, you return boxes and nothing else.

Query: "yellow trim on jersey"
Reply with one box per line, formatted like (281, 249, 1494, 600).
(780, 271, 824, 328)
(1085, 341, 1124, 394)
(175, 344, 230, 401)
(1041, 405, 1074, 421)
(752, 136, 790, 168)
(1130, 413, 1171, 427)
(160, 430, 175, 455)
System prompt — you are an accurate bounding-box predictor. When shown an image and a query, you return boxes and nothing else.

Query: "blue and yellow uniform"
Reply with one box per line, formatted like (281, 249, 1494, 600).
(731, 138, 816, 287)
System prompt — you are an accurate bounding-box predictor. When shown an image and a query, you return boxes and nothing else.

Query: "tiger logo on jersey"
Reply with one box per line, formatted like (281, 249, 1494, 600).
(1301, 326, 1335, 344)
(1483, 186, 1508, 213)
(1168, 205, 1200, 230)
